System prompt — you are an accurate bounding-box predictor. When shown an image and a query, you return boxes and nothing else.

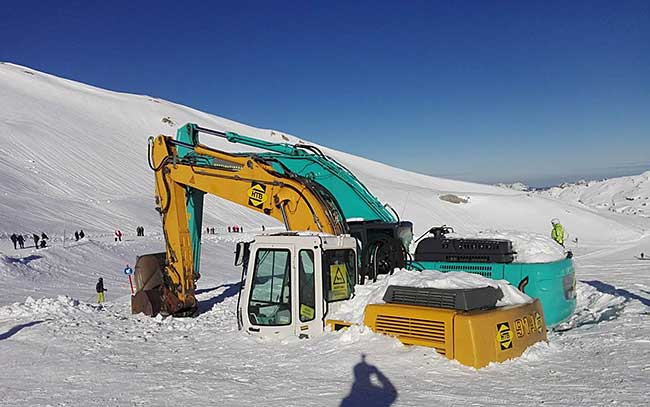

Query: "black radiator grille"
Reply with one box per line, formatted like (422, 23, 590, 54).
(374, 315, 448, 354)
(383, 285, 503, 311)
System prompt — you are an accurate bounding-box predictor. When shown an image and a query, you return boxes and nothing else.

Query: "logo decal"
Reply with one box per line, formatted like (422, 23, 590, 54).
(496, 322, 513, 350)
(247, 182, 267, 208)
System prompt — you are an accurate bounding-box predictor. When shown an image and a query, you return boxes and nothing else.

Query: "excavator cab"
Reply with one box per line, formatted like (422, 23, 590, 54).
(236, 233, 357, 339)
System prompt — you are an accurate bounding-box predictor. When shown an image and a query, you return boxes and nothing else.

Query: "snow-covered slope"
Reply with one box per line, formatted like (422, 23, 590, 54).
(2, 63, 650, 406)
(538, 172, 650, 218)
(1, 62, 647, 244)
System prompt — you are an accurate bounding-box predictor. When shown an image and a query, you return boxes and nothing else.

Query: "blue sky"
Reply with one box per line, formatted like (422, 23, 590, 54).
(1, 0, 648, 187)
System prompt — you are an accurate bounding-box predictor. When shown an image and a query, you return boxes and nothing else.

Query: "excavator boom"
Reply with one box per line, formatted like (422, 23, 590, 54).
(177, 123, 397, 223)
(174, 124, 413, 283)
(132, 132, 348, 316)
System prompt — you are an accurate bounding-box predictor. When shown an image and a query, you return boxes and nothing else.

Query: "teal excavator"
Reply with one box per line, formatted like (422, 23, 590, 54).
(176, 123, 413, 284)
(175, 123, 413, 284)
(172, 123, 575, 326)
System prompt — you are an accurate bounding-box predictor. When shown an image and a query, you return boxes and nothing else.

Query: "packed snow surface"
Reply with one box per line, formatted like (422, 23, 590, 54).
(329, 269, 532, 324)
(1, 63, 650, 406)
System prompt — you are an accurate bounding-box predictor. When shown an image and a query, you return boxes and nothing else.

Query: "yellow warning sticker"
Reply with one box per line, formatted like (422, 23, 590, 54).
(247, 182, 267, 208)
(329, 264, 349, 301)
(300, 304, 315, 320)
(496, 322, 513, 350)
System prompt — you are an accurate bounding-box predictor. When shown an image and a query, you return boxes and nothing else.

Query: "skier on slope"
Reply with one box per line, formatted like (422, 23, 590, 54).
(10, 233, 18, 249)
(551, 218, 565, 247)
(96, 278, 107, 303)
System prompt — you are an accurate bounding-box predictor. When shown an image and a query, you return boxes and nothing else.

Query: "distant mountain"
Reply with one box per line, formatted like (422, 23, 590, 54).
(495, 182, 530, 192)
(537, 172, 650, 218)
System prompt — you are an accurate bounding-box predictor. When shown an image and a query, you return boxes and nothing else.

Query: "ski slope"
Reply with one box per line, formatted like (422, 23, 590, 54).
(1, 63, 650, 406)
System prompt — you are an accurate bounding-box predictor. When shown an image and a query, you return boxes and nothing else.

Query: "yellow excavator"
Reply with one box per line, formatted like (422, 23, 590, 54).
(133, 125, 547, 368)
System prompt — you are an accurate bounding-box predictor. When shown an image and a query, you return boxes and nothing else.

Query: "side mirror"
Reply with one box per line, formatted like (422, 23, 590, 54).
(234, 242, 249, 266)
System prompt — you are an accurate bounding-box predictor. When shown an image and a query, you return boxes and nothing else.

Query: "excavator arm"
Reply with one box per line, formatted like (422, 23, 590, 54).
(178, 123, 398, 223)
(133, 133, 348, 316)
(173, 124, 413, 283)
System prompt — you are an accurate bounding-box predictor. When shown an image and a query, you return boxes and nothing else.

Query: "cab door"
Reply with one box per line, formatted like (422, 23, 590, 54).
(242, 243, 296, 339)
(293, 246, 324, 338)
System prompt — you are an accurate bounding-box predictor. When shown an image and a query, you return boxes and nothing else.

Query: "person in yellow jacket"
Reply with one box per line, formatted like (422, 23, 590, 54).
(551, 218, 565, 247)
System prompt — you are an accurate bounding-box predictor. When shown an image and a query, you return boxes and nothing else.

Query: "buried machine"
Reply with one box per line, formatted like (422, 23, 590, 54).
(166, 123, 576, 326)
(133, 124, 547, 368)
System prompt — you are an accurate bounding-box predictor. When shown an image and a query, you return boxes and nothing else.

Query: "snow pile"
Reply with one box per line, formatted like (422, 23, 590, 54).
(553, 282, 627, 331)
(329, 269, 532, 324)
(454, 230, 567, 263)
(335, 324, 408, 349)
(0, 295, 97, 318)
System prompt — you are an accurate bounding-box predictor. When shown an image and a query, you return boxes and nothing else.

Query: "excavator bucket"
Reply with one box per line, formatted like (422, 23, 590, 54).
(131, 253, 166, 316)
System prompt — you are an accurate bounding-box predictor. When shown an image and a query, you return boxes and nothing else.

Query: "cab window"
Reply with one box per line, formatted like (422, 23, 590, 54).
(322, 249, 356, 302)
(248, 249, 291, 326)
(298, 250, 315, 322)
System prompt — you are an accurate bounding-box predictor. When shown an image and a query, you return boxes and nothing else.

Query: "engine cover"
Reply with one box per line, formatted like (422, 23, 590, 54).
(414, 237, 515, 263)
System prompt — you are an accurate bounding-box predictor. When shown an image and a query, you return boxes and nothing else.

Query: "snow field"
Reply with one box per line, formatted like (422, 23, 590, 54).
(1, 235, 649, 405)
(1, 62, 650, 405)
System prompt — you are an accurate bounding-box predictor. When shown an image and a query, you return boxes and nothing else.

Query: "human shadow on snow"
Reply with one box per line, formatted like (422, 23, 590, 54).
(582, 280, 650, 307)
(2, 255, 42, 265)
(0, 320, 45, 340)
(340, 354, 398, 407)
(196, 282, 241, 315)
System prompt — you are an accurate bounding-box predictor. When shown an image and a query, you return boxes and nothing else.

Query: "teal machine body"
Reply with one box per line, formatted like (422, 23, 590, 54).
(411, 258, 576, 326)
